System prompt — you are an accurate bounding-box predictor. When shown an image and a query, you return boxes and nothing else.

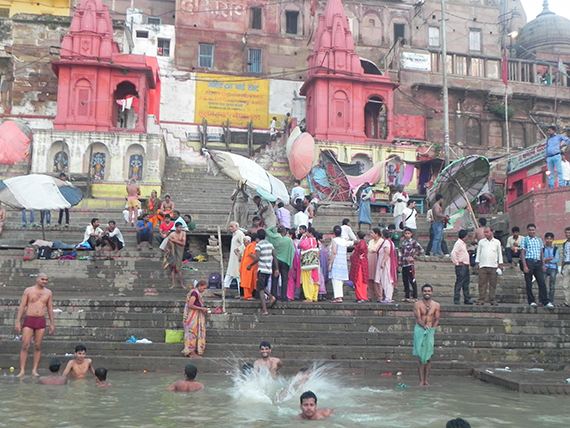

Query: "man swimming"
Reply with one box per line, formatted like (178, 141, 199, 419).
(95, 367, 113, 387)
(413, 284, 441, 386)
(38, 358, 67, 385)
(62, 344, 95, 379)
(298, 390, 334, 420)
(166, 364, 204, 391)
(253, 341, 282, 378)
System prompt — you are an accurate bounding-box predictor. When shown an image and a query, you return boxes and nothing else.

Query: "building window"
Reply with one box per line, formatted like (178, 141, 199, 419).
(428, 26, 440, 47)
(136, 31, 149, 38)
(198, 43, 214, 68)
(286, 10, 299, 34)
(248, 48, 262, 73)
(469, 29, 481, 51)
(394, 23, 405, 42)
(158, 39, 170, 57)
(368, 19, 375, 27)
(147, 17, 161, 25)
(251, 7, 262, 30)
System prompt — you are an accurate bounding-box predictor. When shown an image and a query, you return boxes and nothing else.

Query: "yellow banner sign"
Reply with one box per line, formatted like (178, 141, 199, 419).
(194, 74, 269, 128)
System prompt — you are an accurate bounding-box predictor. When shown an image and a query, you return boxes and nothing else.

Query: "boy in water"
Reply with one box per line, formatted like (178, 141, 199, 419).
(253, 341, 282, 378)
(298, 390, 334, 420)
(38, 358, 67, 385)
(62, 345, 95, 379)
(95, 367, 113, 387)
(166, 364, 205, 391)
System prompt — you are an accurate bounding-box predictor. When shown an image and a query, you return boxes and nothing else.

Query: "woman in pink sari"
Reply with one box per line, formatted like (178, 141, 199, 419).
(182, 280, 210, 358)
(286, 228, 301, 301)
(367, 227, 384, 302)
(375, 229, 398, 303)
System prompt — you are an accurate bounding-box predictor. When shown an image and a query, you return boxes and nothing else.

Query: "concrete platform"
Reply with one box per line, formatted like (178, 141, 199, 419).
(473, 367, 570, 394)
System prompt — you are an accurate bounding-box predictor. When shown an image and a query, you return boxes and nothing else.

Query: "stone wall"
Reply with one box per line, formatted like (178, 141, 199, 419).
(508, 187, 570, 237)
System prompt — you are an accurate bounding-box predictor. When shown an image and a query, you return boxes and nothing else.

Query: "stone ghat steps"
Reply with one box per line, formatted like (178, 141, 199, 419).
(0, 352, 476, 376)
(3, 314, 569, 336)
(1, 325, 567, 350)
(2, 338, 570, 362)
(3, 309, 569, 333)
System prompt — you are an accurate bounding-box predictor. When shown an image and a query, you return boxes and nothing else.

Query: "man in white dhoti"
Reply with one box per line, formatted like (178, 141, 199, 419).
(223, 221, 245, 291)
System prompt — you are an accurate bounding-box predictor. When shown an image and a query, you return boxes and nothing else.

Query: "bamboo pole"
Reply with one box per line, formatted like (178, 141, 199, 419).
(217, 225, 226, 313)
(454, 179, 479, 228)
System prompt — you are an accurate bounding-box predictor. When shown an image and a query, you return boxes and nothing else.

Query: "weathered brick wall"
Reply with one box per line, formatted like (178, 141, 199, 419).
(508, 187, 570, 238)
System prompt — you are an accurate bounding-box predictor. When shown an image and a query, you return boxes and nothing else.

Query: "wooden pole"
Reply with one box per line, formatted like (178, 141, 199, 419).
(454, 179, 479, 228)
(217, 225, 226, 313)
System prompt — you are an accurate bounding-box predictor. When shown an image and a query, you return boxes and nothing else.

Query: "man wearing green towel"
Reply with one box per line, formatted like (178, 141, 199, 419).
(413, 284, 440, 386)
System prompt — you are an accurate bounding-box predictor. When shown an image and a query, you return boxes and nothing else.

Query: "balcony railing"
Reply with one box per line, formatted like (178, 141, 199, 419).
(425, 50, 570, 87)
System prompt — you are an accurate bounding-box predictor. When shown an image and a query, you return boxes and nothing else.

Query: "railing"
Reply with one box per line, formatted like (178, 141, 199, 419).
(425, 50, 570, 87)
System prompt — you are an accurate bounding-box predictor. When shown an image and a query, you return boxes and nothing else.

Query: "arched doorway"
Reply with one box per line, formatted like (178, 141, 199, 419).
(364, 96, 387, 139)
(114, 81, 139, 129)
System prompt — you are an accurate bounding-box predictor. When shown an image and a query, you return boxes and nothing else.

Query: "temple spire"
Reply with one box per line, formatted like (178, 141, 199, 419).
(538, 0, 554, 17)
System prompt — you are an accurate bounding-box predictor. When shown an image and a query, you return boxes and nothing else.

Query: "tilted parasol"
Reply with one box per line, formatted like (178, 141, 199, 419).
(426, 155, 490, 217)
(286, 127, 315, 180)
(206, 150, 290, 204)
(0, 174, 84, 238)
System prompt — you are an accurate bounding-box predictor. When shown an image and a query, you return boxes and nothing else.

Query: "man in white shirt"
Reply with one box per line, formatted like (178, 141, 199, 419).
(475, 227, 503, 305)
(561, 155, 570, 186)
(293, 209, 309, 230)
(505, 226, 524, 268)
(450, 230, 473, 305)
(400, 200, 418, 238)
(290, 180, 306, 208)
(102, 220, 124, 256)
(340, 218, 357, 247)
(84, 218, 104, 250)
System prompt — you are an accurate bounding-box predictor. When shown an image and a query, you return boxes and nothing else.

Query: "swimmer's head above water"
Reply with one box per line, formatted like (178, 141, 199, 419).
(184, 364, 198, 380)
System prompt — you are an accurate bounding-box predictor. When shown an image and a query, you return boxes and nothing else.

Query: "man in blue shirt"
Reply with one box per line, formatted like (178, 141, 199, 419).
(520, 223, 552, 309)
(545, 126, 569, 188)
(543, 232, 559, 305)
(136, 214, 153, 250)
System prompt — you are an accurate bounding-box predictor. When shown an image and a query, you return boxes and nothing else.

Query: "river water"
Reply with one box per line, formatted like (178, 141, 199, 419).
(0, 364, 567, 428)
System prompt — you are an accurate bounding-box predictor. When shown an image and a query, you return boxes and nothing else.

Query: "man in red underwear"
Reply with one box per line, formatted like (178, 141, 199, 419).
(14, 273, 55, 377)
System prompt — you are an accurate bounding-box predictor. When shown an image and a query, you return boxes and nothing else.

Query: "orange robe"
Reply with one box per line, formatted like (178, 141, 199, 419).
(239, 242, 258, 299)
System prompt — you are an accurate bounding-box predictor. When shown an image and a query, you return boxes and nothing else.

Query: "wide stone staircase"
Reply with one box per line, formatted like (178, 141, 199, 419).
(1, 155, 568, 379)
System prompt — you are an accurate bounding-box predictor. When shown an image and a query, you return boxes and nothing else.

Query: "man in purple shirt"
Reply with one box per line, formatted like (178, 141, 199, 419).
(276, 202, 291, 230)
(545, 125, 569, 188)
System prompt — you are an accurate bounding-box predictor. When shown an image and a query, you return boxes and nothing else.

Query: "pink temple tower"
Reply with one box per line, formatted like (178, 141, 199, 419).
(52, 0, 157, 132)
(300, 0, 397, 142)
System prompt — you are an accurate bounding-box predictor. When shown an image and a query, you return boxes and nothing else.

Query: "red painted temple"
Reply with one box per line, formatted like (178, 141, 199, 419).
(52, 0, 157, 133)
(300, 0, 398, 143)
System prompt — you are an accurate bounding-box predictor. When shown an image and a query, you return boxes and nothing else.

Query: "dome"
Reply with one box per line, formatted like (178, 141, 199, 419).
(516, 1, 570, 59)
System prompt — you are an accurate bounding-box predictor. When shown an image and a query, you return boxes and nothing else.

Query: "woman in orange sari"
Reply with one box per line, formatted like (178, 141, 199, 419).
(147, 190, 161, 228)
(182, 280, 210, 358)
(239, 234, 259, 300)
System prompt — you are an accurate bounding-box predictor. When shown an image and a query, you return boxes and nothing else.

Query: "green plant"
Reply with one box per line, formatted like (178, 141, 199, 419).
(490, 103, 514, 120)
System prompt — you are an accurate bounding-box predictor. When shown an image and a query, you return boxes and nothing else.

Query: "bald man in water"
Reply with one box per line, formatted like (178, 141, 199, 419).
(15, 273, 55, 377)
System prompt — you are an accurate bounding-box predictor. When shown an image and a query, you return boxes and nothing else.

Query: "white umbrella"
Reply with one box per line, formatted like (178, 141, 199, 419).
(207, 150, 290, 204)
(0, 174, 83, 238)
